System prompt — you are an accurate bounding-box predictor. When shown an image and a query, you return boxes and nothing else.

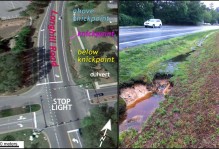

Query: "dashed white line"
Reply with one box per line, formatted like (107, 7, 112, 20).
(55, 132, 61, 148)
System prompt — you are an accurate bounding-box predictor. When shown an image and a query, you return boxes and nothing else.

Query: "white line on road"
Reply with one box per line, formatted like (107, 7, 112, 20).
(33, 112, 37, 128)
(67, 129, 79, 133)
(55, 132, 60, 148)
(76, 131, 82, 148)
(86, 90, 91, 101)
(36, 81, 63, 86)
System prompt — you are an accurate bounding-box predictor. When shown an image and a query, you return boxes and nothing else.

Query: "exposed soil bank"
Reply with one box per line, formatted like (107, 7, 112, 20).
(119, 74, 173, 132)
(120, 84, 153, 109)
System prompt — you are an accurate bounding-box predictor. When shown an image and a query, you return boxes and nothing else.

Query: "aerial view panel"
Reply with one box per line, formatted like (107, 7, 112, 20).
(0, 0, 118, 148)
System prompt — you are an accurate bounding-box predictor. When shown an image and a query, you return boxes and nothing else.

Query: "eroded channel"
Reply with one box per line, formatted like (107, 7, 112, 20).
(119, 51, 192, 133)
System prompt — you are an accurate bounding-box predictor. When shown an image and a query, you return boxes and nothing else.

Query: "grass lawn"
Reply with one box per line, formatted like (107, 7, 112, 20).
(119, 31, 219, 148)
(0, 104, 40, 118)
(0, 129, 50, 148)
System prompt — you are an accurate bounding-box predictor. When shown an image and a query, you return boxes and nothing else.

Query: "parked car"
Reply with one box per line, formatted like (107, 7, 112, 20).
(144, 19, 162, 28)
(94, 93, 104, 97)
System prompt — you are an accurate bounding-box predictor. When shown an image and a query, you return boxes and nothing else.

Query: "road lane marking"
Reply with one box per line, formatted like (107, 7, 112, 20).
(36, 81, 63, 86)
(55, 132, 61, 148)
(67, 129, 82, 148)
(86, 90, 91, 101)
(33, 112, 37, 128)
(17, 123, 23, 127)
(67, 129, 78, 133)
(67, 131, 74, 148)
(76, 131, 82, 147)
(17, 116, 26, 120)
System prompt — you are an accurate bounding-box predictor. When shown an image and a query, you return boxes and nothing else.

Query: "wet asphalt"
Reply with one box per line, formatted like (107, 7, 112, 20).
(119, 25, 219, 50)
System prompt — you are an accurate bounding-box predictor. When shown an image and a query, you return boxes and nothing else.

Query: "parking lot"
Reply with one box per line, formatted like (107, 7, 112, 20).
(0, 1, 30, 20)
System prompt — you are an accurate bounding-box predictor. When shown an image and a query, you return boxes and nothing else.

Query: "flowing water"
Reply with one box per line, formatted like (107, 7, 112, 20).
(119, 93, 165, 132)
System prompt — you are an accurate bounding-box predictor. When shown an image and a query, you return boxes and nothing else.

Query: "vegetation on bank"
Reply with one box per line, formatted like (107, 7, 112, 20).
(12, 26, 31, 53)
(0, 104, 41, 118)
(119, 31, 219, 148)
(0, 129, 50, 148)
(120, 1, 219, 26)
(119, 30, 217, 86)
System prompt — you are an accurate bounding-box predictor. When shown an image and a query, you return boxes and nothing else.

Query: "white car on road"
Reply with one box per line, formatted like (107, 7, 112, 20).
(144, 19, 162, 28)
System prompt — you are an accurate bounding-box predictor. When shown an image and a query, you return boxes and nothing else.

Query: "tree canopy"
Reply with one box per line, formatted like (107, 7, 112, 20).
(120, 0, 219, 26)
(81, 104, 117, 148)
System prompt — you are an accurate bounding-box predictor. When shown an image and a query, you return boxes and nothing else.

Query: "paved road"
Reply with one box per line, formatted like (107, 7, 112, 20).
(0, 113, 33, 134)
(119, 25, 219, 50)
(88, 86, 117, 100)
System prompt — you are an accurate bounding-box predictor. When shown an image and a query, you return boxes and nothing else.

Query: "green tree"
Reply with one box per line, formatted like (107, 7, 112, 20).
(0, 54, 22, 93)
(81, 104, 117, 148)
(3, 135, 15, 141)
(203, 10, 212, 23)
(12, 26, 31, 53)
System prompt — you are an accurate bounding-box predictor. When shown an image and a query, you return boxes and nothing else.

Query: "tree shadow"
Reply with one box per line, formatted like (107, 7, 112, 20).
(20, 46, 52, 87)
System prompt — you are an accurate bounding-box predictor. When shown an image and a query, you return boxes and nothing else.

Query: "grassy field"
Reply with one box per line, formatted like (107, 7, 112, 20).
(119, 31, 219, 148)
(0, 129, 50, 148)
(119, 30, 218, 86)
(0, 104, 40, 118)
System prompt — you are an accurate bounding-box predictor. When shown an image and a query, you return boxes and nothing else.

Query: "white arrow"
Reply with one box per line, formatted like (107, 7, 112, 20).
(17, 124, 23, 127)
(99, 119, 111, 147)
(17, 116, 26, 120)
(41, 29, 45, 31)
(55, 74, 60, 78)
(101, 119, 111, 136)
(72, 138, 79, 144)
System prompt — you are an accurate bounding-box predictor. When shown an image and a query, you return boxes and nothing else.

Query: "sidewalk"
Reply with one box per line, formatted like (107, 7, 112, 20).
(94, 82, 117, 89)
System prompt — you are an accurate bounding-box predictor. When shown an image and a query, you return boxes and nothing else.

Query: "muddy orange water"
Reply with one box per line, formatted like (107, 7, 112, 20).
(119, 93, 165, 132)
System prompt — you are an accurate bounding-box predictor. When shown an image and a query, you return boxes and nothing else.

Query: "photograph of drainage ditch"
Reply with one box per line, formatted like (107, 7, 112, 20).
(119, 30, 219, 148)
